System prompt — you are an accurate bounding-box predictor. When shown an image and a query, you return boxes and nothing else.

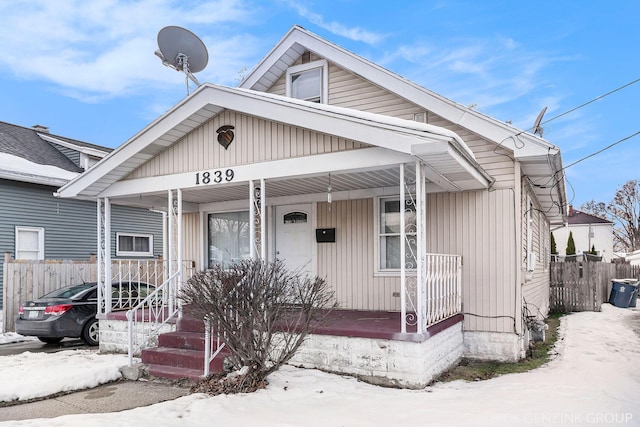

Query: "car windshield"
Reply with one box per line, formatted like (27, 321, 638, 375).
(42, 283, 94, 299)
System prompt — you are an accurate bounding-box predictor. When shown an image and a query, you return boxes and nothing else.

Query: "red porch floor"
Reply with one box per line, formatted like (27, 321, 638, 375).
(107, 308, 463, 342)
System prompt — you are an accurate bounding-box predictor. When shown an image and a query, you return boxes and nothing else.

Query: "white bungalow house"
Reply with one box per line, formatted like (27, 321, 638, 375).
(552, 205, 614, 262)
(56, 25, 566, 388)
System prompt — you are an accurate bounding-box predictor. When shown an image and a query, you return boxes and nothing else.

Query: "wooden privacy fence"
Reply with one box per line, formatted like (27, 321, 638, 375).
(2, 257, 195, 332)
(550, 262, 640, 313)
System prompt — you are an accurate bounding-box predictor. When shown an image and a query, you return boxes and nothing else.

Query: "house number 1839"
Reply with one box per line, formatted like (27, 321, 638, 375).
(195, 169, 235, 185)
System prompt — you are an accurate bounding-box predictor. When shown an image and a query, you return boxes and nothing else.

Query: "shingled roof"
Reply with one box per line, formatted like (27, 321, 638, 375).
(0, 121, 110, 173)
(567, 206, 613, 225)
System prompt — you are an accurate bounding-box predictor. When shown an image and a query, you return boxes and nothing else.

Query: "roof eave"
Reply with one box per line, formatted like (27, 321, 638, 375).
(57, 84, 492, 199)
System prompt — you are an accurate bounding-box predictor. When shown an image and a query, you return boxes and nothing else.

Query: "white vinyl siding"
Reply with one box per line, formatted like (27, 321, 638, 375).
(182, 212, 202, 271)
(269, 58, 515, 189)
(427, 189, 517, 333)
(521, 184, 551, 317)
(125, 111, 368, 180)
(317, 199, 401, 311)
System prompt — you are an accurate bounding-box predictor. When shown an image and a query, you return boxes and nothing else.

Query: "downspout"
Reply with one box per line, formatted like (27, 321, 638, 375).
(514, 161, 523, 338)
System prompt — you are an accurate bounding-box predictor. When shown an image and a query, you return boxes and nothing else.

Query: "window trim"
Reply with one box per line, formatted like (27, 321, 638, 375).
(116, 232, 154, 257)
(285, 59, 328, 104)
(15, 226, 45, 260)
(374, 196, 417, 276)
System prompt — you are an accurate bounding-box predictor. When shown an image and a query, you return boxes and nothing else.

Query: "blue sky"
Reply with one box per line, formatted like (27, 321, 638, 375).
(0, 0, 638, 208)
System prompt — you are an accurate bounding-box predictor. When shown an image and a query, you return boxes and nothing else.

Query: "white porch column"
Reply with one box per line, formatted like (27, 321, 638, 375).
(415, 161, 426, 334)
(167, 189, 183, 315)
(250, 180, 256, 259)
(400, 164, 407, 334)
(249, 180, 265, 260)
(97, 197, 112, 315)
(261, 178, 266, 260)
(400, 163, 419, 334)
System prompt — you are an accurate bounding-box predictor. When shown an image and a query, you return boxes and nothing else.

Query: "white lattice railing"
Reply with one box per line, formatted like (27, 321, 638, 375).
(204, 317, 226, 377)
(424, 253, 462, 327)
(126, 271, 178, 366)
(121, 260, 195, 365)
(202, 278, 246, 376)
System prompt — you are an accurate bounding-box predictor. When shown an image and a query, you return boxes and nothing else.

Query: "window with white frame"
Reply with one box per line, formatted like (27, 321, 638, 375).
(286, 60, 328, 103)
(525, 196, 536, 273)
(116, 233, 153, 257)
(541, 220, 550, 271)
(15, 226, 44, 260)
(208, 211, 250, 268)
(377, 197, 417, 271)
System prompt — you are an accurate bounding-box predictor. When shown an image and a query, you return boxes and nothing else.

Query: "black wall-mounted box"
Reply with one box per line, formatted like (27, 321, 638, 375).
(316, 228, 336, 243)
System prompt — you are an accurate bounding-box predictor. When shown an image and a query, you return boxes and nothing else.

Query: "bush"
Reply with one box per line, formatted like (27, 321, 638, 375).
(566, 231, 576, 256)
(180, 259, 337, 393)
(551, 232, 558, 255)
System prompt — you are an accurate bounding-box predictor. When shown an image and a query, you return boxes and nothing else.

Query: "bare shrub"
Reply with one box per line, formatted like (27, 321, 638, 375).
(180, 259, 336, 393)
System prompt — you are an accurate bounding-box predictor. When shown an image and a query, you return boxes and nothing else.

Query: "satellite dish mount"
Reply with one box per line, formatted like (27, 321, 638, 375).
(532, 106, 547, 137)
(155, 26, 208, 95)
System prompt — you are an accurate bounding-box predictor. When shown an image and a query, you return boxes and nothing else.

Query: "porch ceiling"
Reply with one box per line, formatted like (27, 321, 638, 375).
(115, 164, 415, 210)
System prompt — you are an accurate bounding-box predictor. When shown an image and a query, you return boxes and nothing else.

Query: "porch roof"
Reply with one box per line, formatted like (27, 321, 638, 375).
(56, 84, 494, 204)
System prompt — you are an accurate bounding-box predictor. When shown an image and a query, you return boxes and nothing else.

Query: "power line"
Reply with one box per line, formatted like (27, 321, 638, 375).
(561, 131, 640, 171)
(541, 76, 640, 126)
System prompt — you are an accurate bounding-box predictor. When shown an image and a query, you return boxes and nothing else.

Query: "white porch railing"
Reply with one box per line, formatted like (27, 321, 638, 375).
(126, 271, 179, 366)
(110, 259, 195, 365)
(204, 317, 226, 377)
(424, 253, 462, 327)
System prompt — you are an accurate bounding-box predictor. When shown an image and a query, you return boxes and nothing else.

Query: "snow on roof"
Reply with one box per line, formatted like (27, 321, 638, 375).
(0, 152, 80, 185)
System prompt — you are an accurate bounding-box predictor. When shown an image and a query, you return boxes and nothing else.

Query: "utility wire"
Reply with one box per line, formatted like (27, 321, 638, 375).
(541, 76, 640, 126)
(561, 131, 640, 172)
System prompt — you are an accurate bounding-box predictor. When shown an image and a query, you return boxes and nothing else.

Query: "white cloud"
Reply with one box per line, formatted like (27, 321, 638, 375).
(0, 0, 257, 101)
(286, 0, 385, 44)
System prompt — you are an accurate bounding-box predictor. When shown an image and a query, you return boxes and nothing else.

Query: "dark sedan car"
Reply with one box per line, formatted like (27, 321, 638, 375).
(16, 281, 156, 346)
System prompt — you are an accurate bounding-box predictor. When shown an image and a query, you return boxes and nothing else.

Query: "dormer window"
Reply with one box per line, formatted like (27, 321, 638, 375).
(286, 59, 328, 104)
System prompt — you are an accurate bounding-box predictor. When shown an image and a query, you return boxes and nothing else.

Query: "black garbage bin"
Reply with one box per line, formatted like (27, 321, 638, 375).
(609, 279, 638, 308)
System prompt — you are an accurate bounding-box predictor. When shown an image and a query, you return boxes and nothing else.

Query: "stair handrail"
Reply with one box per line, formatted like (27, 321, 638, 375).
(126, 270, 181, 366)
(202, 275, 247, 376)
(204, 316, 226, 377)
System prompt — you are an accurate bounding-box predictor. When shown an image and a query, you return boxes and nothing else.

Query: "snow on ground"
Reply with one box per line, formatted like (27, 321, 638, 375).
(0, 305, 638, 426)
(0, 350, 128, 402)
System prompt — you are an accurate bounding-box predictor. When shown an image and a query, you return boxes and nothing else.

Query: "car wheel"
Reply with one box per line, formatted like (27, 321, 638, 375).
(37, 337, 64, 344)
(81, 318, 99, 346)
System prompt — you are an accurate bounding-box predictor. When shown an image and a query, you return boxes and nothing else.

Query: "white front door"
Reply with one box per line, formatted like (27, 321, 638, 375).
(275, 204, 314, 275)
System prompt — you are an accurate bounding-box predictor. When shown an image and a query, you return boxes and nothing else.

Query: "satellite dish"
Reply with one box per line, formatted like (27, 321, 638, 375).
(532, 106, 547, 137)
(154, 26, 208, 94)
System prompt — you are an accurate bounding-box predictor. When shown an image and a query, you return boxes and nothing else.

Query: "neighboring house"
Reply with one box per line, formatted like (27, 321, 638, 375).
(552, 205, 614, 262)
(0, 121, 165, 310)
(626, 250, 640, 265)
(56, 26, 567, 387)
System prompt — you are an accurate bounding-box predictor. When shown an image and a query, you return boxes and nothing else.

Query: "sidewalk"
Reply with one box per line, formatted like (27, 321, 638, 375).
(0, 380, 190, 422)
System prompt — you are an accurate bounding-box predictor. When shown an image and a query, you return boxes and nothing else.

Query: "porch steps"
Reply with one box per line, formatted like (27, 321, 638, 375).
(141, 312, 228, 382)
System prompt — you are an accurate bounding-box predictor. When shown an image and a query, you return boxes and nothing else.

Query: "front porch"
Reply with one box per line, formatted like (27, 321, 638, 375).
(102, 307, 464, 388)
